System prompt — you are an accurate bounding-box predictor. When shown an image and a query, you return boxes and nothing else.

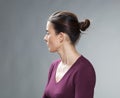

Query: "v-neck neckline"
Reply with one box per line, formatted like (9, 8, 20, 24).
(54, 55, 82, 84)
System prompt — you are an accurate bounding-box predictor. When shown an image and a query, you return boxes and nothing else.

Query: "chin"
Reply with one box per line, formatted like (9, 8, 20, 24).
(49, 48, 57, 53)
(49, 50, 57, 53)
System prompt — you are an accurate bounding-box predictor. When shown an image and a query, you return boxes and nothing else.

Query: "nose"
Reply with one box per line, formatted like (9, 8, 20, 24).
(43, 34, 47, 42)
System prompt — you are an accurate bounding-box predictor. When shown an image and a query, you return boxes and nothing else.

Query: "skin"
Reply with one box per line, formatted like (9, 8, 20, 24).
(44, 21, 81, 82)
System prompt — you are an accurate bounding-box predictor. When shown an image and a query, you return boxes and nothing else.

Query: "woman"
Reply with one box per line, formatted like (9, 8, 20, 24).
(43, 11, 96, 98)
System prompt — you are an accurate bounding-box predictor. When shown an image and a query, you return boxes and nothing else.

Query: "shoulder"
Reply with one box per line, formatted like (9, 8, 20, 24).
(51, 59, 61, 67)
(49, 59, 61, 71)
(75, 55, 96, 85)
(76, 55, 95, 72)
(74, 55, 96, 80)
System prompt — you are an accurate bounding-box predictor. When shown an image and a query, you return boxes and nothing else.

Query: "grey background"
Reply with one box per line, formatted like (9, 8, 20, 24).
(0, 0, 120, 98)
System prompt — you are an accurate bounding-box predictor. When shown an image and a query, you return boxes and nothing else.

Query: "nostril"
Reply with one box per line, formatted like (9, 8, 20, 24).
(43, 35, 46, 41)
(43, 37, 45, 41)
(44, 36, 47, 42)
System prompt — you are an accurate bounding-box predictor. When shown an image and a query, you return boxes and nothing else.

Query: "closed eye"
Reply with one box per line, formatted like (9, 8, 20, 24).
(46, 30, 50, 35)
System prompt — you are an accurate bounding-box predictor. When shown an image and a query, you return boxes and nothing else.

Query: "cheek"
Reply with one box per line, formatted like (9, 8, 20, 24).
(48, 35, 57, 44)
(54, 40, 61, 50)
(50, 39, 58, 47)
(49, 39, 61, 51)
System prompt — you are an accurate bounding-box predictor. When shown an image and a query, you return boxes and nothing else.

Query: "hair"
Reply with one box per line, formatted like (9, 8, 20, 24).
(48, 11, 90, 45)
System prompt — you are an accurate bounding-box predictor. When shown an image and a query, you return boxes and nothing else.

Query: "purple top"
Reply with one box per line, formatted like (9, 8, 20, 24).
(42, 55, 96, 98)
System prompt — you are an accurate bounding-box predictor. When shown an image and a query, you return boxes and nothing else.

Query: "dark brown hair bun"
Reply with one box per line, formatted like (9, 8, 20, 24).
(79, 19, 90, 31)
(48, 11, 91, 45)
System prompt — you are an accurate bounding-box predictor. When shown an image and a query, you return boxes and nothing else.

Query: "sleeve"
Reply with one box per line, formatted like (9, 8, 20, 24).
(42, 63, 54, 98)
(74, 65, 96, 98)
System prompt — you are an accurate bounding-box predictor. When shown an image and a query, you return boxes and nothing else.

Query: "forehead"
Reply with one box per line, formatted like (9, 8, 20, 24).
(46, 21, 54, 30)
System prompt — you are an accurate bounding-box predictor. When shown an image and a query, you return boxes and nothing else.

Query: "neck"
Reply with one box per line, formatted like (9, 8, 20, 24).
(57, 43, 81, 66)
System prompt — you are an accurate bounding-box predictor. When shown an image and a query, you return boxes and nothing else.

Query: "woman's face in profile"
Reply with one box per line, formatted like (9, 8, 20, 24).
(44, 21, 61, 52)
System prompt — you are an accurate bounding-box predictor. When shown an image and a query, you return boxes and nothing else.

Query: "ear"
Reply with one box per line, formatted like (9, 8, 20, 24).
(58, 32, 64, 43)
